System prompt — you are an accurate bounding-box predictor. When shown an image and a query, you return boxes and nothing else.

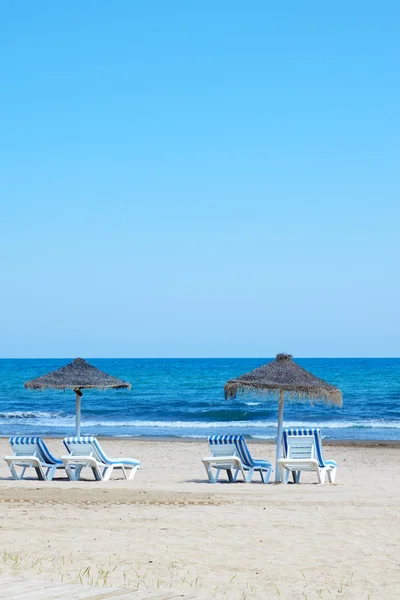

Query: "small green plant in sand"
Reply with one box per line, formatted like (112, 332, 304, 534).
(1, 550, 378, 599)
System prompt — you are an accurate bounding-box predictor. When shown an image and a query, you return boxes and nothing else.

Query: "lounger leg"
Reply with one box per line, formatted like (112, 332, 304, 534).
(268, 467, 273, 483)
(203, 463, 216, 483)
(66, 464, 84, 481)
(9, 463, 20, 480)
(66, 464, 77, 480)
(292, 471, 301, 484)
(20, 466, 27, 479)
(231, 468, 241, 482)
(102, 466, 113, 481)
(64, 465, 73, 479)
(327, 467, 337, 483)
(260, 468, 271, 484)
(34, 466, 46, 481)
(46, 465, 57, 481)
(89, 465, 102, 481)
(126, 466, 138, 480)
(317, 468, 326, 484)
(227, 469, 234, 482)
(210, 467, 218, 483)
(279, 465, 288, 484)
(244, 467, 254, 483)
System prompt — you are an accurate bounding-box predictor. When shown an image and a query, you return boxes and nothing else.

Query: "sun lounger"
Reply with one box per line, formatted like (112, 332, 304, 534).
(4, 436, 66, 481)
(277, 428, 337, 484)
(202, 434, 273, 483)
(62, 436, 140, 481)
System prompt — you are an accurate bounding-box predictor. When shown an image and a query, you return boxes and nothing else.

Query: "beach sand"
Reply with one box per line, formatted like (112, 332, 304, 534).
(0, 438, 399, 599)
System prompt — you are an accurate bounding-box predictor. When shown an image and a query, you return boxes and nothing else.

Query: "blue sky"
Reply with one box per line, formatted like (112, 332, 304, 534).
(1, 2, 399, 358)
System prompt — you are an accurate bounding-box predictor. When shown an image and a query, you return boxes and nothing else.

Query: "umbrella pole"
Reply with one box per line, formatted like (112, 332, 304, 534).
(275, 390, 284, 482)
(75, 391, 81, 437)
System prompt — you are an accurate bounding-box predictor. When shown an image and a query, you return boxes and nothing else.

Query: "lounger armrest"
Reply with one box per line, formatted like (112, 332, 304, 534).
(61, 455, 98, 463)
(202, 454, 241, 462)
(277, 458, 319, 468)
(277, 458, 319, 464)
(100, 460, 140, 468)
(4, 455, 41, 462)
(202, 455, 243, 469)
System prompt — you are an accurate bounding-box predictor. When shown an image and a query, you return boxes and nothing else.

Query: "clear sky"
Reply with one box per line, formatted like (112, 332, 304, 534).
(1, 2, 399, 358)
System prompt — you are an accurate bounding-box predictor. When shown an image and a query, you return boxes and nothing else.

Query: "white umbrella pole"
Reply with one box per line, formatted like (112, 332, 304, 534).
(75, 391, 81, 437)
(275, 389, 284, 482)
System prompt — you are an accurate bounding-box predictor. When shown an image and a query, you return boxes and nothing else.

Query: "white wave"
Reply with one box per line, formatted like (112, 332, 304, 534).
(0, 411, 63, 420)
(1, 414, 399, 430)
(245, 402, 261, 406)
(74, 419, 400, 430)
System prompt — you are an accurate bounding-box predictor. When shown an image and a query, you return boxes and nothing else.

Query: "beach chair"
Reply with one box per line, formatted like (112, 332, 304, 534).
(62, 436, 140, 481)
(202, 435, 273, 483)
(277, 428, 337, 484)
(4, 437, 66, 481)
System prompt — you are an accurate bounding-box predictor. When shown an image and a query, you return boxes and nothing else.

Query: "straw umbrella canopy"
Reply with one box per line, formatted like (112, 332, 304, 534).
(224, 353, 342, 482)
(24, 358, 131, 436)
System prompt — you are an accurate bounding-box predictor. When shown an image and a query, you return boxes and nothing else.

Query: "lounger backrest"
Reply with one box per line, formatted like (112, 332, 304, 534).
(282, 429, 327, 468)
(9, 437, 61, 465)
(63, 436, 111, 465)
(210, 442, 237, 458)
(208, 435, 254, 467)
(9, 437, 40, 458)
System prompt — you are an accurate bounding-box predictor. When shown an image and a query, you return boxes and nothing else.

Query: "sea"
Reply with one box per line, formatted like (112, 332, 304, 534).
(0, 358, 399, 441)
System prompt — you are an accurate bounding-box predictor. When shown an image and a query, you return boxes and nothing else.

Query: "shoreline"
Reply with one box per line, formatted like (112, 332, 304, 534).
(1, 434, 400, 447)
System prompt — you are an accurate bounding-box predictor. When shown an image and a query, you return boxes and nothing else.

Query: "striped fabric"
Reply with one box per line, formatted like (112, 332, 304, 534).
(208, 435, 272, 469)
(63, 436, 140, 467)
(9, 436, 63, 465)
(282, 429, 337, 468)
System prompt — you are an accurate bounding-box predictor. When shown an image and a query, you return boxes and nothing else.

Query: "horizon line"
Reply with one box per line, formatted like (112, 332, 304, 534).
(1, 356, 399, 360)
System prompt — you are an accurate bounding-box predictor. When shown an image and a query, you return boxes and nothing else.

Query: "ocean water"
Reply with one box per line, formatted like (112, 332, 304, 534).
(0, 358, 399, 441)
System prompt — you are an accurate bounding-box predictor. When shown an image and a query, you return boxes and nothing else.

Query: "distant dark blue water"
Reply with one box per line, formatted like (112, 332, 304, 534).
(1, 358, 399, 440)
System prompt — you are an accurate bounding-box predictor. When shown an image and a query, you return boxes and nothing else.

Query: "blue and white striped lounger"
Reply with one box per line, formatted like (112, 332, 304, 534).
(202, 435, 273, 483)
(62, 436, 140, 481)
(4, 437, 66, 481)
(277, 428, 337, 484)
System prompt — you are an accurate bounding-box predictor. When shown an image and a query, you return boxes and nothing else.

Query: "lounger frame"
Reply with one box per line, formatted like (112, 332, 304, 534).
(202, 443, 249, 483)
(4, 437, 66, 481)
(62, 437, 140, 481)
(202, 435, 272, 483)
(277, 429, 337, 484)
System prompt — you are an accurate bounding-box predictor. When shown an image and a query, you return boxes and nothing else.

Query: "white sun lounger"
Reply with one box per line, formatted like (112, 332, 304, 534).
(62, 436, 140, 481)
(202, 434, 273, 483)
(277, 428, 337, 484)
(4, 436, 66, 481)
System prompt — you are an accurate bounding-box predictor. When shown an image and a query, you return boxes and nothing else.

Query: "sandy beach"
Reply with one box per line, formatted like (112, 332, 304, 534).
(0, 437, 399, 599)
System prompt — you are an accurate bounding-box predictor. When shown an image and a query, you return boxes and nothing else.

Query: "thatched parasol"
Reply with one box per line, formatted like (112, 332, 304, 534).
(24, 358, 131, 435)
(225, 353, 342, 482)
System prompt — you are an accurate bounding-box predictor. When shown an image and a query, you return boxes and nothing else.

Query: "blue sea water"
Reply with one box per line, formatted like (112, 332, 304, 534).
(0, 358, 399, 441)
